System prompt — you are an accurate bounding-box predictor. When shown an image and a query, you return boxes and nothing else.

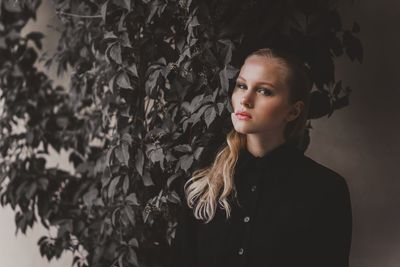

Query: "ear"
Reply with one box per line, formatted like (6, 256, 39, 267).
(286, 101, 304, 122)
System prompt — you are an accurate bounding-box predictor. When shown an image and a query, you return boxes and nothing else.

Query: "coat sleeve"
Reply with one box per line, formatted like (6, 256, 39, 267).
(168, 204, 198, 267)
(168, 181, 198, 267)
(312, 174, 353, 267)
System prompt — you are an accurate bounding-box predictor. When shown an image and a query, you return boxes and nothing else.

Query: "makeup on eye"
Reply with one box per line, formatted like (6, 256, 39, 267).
(235, 82, 274, 96)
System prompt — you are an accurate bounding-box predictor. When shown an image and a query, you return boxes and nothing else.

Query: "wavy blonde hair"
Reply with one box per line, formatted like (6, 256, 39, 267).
(184, 48, 312, 223)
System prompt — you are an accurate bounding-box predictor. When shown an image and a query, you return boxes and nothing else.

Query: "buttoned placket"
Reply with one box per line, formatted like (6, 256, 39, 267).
(236, 161, 263, 267)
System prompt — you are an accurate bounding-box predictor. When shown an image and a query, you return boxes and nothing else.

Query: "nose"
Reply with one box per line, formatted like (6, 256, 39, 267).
(240, 90, 254, 108)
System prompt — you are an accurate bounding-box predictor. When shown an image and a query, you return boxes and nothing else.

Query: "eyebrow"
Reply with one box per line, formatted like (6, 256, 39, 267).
(237, 76, 277, 90)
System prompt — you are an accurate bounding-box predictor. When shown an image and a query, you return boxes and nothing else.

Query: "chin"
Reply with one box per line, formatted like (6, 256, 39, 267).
(232, 124, 255, 134)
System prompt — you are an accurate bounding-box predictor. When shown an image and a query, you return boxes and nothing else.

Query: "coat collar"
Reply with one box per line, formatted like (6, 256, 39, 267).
(235, 140, 304, 185)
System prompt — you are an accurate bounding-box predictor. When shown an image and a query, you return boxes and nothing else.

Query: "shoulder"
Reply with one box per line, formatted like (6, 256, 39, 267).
(294, 153, 350, 195)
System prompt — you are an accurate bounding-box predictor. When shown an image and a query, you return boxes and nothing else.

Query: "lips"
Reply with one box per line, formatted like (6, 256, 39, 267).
(235, 111, 252, 119)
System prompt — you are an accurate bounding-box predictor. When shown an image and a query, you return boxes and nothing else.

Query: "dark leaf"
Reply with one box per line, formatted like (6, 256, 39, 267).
(142, 169, 155, 187)
(179, 154, 193, 172)
(124, 206, 135, 226)
(204, 106, 217, 128)
(116, 71, 132, 89)
(332, 94, 350, 110)
(308, 91, 332, 119)
(343, 31, 363, 63)
(126, 193, 140, 205)
(101, 0, 109, 22)
(108, 176, 121, 199)
(167, 173, 181, 188)
(174, 144, 192, 153)
(135, 149, 144, 176)
(113, 0, 131, 10)
(26, 32, 45, 50)
(122, 175, 129, 194)
(108, 42, 122, 64)
(127, 247, 139, 266)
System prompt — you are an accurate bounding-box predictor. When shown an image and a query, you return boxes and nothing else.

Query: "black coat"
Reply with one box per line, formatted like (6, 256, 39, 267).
(168, 141, 352, 267)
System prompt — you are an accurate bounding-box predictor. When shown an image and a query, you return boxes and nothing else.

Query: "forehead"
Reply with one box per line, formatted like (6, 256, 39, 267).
(238, 56, 288, 88)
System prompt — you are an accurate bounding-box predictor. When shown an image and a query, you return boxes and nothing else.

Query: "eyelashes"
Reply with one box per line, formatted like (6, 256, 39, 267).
(235, 82, 273, 96)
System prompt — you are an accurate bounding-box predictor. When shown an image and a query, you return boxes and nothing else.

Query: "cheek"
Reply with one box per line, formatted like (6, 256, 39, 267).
(257, 101, 289, 118)
(231, 94, 241, 110)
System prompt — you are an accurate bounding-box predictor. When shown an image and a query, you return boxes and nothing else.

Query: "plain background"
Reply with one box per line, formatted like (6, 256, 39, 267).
(0, 0, 399, 266)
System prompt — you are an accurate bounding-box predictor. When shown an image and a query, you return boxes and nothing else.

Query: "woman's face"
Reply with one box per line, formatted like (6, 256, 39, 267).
(231, 55, 299, 139)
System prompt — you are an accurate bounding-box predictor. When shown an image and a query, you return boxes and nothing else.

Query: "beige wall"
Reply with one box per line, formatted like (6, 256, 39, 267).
(0, 149, 73, 267)
(306, 1, 400, 266)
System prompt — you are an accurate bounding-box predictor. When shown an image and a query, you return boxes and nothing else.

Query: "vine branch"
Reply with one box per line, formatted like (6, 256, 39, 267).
(56, 11, 102, 19)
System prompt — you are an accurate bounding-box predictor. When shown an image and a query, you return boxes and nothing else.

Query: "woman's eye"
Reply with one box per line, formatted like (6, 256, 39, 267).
(259, 88, 273, 96)
(235, 83, 273, 96)
(235, 83, 246, 89)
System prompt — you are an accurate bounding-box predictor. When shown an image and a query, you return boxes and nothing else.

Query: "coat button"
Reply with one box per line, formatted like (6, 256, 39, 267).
(244, 216, 250, 223)
(251, 185, 257, 192)
(238, 248, 244, 255)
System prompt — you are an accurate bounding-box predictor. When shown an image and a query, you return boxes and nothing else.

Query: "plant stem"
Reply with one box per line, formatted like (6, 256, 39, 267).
(56, 11, 102, 19)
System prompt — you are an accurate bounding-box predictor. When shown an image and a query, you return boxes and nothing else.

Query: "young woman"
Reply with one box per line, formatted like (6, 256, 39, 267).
(169, 48, 352, 267)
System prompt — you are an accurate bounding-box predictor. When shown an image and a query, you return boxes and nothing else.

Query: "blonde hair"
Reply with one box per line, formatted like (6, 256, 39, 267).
(184, 48, 312, 223)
